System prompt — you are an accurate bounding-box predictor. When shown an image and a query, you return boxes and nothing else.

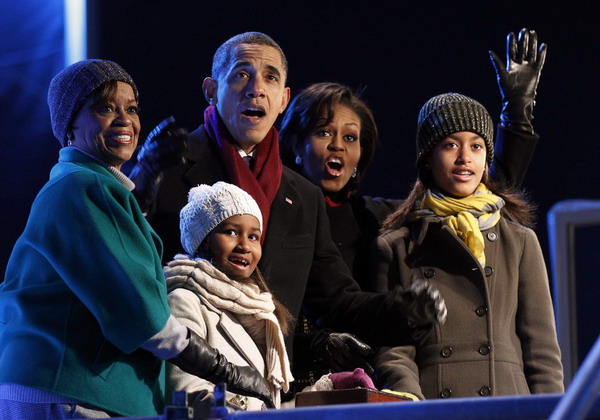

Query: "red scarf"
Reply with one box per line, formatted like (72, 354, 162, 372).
(203, 106, 282, 243)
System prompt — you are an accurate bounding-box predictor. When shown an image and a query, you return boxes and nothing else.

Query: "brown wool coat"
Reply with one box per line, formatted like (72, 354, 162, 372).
(372, 216, 564, 400)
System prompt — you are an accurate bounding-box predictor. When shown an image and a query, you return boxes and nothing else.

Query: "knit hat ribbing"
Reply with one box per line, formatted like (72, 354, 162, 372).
(47, 59, 139, 147)
(180, 182, 263, 256)
(416, 93, 494, 170)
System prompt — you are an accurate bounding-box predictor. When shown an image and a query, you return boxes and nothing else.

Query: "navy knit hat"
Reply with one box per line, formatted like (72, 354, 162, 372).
(416, 93, 494, 170)
(47, 59, 139, 147)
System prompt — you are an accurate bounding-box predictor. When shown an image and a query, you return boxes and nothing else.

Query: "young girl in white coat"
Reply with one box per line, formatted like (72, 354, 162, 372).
(165, 182, 293, 416)
(372, 93, 563, 400)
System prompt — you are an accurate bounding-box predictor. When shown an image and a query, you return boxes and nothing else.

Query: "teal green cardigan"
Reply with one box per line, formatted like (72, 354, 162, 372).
(0, 148, 171, 417)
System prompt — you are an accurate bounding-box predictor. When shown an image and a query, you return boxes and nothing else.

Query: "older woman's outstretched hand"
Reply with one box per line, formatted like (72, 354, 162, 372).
(489, 28, 547, 134)
(169, 328, 275, 409)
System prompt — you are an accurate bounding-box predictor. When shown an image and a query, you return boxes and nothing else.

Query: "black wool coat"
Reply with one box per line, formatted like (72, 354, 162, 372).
(142, 125, 416, 355)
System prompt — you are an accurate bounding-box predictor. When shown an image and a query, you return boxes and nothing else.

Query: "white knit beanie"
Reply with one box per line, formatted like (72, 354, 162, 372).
(180, 182, 263, 256)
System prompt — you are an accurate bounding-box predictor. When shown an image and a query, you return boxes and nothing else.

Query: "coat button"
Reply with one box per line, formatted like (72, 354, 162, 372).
(479, 344, 491, 355)
(475, 306, 488, 317)
(424, 268, 435, 278)
(479, 386, 491, 396)
(484, 266, 494, 277)
(440, 388, 452, 398)
(441, 347, 453, 358)
(487, 232, 498, 242)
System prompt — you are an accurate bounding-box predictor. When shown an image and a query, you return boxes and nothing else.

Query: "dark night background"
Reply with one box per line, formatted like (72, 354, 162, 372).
(1, 0, 598, 375)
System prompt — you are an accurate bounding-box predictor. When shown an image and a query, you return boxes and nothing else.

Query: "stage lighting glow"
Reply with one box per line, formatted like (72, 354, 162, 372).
(65, 0, 86, 65)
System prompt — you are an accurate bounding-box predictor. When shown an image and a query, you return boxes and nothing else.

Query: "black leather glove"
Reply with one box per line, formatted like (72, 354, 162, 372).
(129, 116, 188, 212)
(394, 279, 447, 344)
(169, 328, 274, 409)
(311, 330, 374, 376)
(489, 28, 547, 134)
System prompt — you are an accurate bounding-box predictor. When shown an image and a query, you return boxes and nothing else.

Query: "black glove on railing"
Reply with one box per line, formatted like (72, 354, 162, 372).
(129, 116, 188, 212)
(489, 28, 547, 134)
(169, 328, 275, 409)
(311, 330, 374, 376)
(394, 279, 447, 345)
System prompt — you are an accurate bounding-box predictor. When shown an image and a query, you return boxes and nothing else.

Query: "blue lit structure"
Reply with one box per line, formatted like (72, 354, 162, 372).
(64, 0, 87, 65)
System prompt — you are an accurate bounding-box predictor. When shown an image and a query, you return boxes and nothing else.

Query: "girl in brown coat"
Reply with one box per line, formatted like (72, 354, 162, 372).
(372, 93, 564, 400)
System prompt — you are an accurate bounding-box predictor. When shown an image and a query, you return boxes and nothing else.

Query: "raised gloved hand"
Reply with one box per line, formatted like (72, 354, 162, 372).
(489, 28, 547, 134)
(129, 116, 188, 211)
(311, 330, 374, 376)
(169, 328, 274, 409)
(394, 279, 447, 344)
(137, 116, 188, 174)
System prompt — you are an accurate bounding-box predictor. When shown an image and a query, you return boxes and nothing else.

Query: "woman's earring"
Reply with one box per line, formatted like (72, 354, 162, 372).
(351, 167, 358, 178)
(295, 155, 302, 166)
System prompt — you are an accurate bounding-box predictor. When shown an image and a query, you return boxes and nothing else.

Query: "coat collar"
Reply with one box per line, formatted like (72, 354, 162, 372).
(182, 125, 226, 188)
(218, 310, 264, 371)
(199, 295, 264, 371)
(406, 216, 482, 270)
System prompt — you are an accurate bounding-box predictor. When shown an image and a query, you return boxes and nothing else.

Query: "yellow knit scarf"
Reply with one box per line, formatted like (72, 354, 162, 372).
(411, 184, 505, 266)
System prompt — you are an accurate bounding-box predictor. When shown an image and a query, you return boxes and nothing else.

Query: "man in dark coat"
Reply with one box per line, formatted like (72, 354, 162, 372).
(129, 33, 446, 364)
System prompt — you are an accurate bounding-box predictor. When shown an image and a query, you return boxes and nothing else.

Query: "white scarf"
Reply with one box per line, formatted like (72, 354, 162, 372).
(164, 255, 292, 406)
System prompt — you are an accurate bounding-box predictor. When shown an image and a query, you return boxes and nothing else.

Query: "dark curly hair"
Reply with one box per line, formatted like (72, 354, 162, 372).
(279, 82, 378, 193)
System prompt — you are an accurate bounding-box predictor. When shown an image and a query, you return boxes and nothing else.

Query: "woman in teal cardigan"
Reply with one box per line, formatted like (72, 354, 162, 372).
(0, 59, 272, 419)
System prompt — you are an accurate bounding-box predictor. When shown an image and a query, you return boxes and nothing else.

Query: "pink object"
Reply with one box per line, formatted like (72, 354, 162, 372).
(329, 368, 376, 390)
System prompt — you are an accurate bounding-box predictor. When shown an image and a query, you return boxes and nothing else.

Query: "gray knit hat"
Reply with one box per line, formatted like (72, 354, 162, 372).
(416, 93, 494, 170)
(47, 59, 139, 147)
(180, 182, 263, 256)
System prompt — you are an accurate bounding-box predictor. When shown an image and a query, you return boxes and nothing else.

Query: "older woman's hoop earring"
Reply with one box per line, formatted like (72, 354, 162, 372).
(295, 155, 302, 166)
(351, 167, 358, 178)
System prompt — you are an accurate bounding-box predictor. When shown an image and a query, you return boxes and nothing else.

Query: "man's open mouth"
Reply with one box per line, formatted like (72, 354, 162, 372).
(242, 108, 266, 118)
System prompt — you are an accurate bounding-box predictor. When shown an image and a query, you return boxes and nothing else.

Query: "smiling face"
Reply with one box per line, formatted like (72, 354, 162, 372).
(208, 214, 262, 281)
(296, 104, 362, 194)
(428, 131, 487, 198)
(203, 44, 291, 153)
(70, 81, 140, 170)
